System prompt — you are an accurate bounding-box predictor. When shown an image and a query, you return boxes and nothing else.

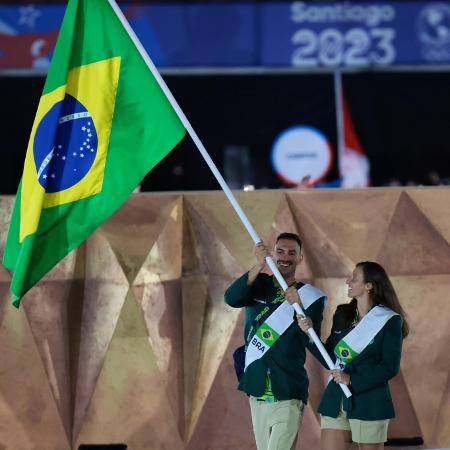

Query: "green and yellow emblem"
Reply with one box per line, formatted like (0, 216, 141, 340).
(256, 324, 280, 346)
(336, 339, 359, 362)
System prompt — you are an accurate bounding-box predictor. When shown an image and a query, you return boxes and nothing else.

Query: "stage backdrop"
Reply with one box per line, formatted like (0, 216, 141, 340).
(0, 188, 449, 450)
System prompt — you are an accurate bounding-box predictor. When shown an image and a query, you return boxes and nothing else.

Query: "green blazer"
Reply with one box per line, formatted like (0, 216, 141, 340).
(312, 313, 403, 420)
(224, 272, 325, 403)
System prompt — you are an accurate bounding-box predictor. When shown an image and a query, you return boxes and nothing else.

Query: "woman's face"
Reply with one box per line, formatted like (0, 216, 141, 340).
(346, 266, 370, 299)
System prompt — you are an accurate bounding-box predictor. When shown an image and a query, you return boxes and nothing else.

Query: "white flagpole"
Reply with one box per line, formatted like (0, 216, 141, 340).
(334, 70, 345, 181)
(108, 0, 351, 398)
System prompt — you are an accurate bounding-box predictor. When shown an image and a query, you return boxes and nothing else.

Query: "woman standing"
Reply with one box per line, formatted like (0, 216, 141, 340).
(298, 261, 409, 450)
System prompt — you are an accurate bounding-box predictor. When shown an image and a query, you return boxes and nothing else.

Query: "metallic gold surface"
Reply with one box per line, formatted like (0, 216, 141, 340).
(0, 188, 449, 449)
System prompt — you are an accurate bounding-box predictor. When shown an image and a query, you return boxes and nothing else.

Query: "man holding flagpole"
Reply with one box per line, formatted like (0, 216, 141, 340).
(225, 232, 326, 450)
(2, 5, 342, 405)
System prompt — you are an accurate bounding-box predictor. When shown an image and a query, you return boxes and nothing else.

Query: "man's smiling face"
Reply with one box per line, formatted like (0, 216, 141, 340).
(273, 238, 302, 279)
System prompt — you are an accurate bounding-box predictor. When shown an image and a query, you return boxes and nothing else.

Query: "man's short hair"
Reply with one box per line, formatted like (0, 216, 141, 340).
(276, 232, 302, 250)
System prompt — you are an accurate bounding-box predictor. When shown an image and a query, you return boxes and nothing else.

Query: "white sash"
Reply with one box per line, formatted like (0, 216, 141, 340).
(244, 284, 327, 370)
(333, 305, 399, 369)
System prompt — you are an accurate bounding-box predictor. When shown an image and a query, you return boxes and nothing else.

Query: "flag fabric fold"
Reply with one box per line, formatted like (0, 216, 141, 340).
(340, 93, 370, 188)
(3, 0, 186, 306)
(335, 73, 370, 188)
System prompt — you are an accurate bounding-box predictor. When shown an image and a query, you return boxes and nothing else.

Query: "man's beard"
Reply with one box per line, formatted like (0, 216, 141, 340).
(277, 261, 295, 277)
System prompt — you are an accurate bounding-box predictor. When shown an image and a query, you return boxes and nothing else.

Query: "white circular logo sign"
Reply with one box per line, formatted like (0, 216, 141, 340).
(271, 125, 333, 186)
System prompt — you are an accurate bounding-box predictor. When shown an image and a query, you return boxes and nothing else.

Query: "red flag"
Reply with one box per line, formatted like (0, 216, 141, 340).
(340, 89, 370, 188)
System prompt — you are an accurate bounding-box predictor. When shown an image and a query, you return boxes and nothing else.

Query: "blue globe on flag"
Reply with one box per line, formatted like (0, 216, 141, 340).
(33, 94, 98, 193)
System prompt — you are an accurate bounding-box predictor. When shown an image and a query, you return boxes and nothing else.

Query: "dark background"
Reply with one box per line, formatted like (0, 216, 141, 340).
(2, 70, 450, 193)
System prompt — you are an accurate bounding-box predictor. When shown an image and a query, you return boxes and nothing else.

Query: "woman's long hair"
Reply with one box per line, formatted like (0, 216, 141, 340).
(332, 298, 358, 332)
(357, 261, 409, 338)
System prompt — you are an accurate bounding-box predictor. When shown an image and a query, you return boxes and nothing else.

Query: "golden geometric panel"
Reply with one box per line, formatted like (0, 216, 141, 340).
(184, 195, 245, 277)
(435, 373, 450, 445)
(0, 188, 449, 450)
(182, 275, 209, 440)
(408, 188, 450, 245)
(186, 308, 254, 450)
(298, 404, 322, 450)
(23, 281, 74, 443)
(393, 274, 450, 447)
(288, 194, 354, 278)
(0, 196, 15, 262)
(75, 292, 184, 449)
(0, 263, 11, 283)
(389, 372, 423, 440)
(187, 275, 241, 442)
(132, 280, 185, 439)
(133, 197, 182, 284)
(287, 189, 401, 265)
(184, 191, 284, 272)
(377, 192, 450, 275)
(101, 194, 182, 284)
(73, 230, 130, 444)
(0, 296, 69, 450)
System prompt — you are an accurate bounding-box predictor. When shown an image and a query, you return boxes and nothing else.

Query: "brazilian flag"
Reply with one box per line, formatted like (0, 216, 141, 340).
(2, 0, 186, 306)
(335, 340, 359, 363)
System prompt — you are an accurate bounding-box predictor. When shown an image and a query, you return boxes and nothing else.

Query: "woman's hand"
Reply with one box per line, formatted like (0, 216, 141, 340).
(297, 314, 312, 333)
(330, 369, 351, 385)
